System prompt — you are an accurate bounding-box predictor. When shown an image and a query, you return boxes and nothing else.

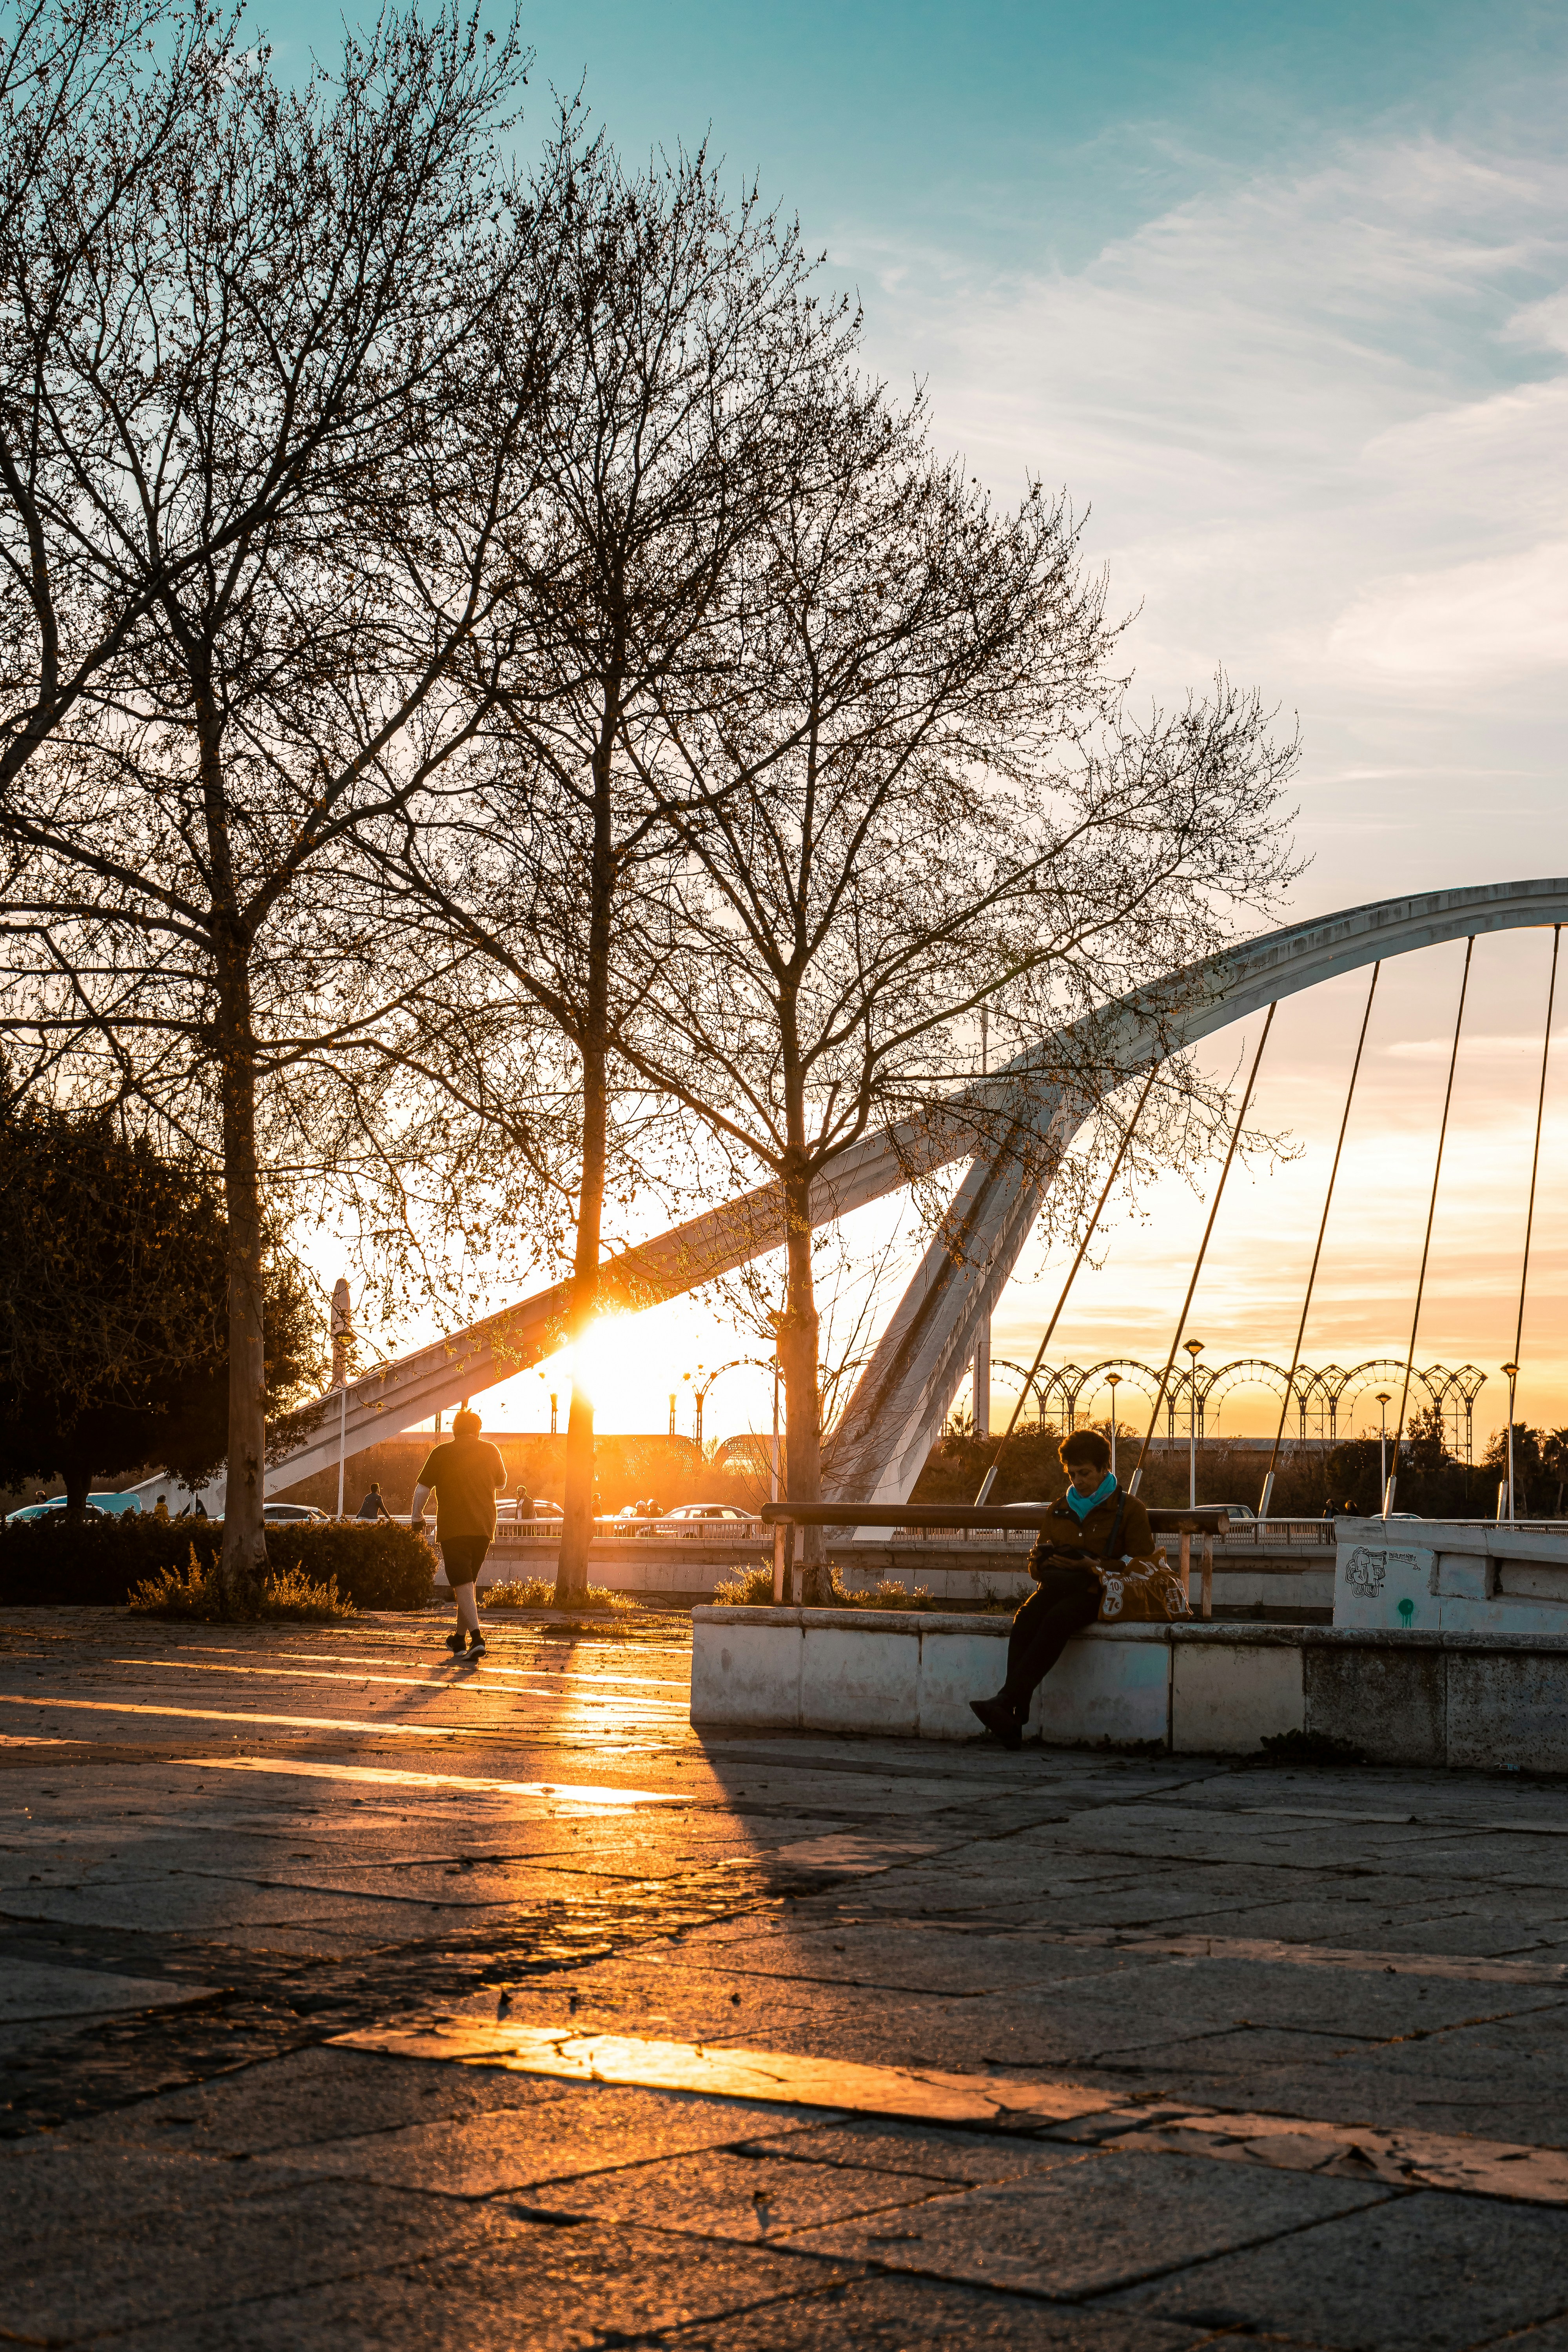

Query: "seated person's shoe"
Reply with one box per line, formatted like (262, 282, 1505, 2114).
(969, 1695, 1023, 1750)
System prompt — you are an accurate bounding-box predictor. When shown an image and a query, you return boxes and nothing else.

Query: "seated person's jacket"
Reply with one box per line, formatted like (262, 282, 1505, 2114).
(1026, 1482, 1155, 1581)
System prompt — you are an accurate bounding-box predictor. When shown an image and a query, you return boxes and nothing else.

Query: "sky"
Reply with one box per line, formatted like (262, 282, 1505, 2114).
(272, 0, 1568, 1454)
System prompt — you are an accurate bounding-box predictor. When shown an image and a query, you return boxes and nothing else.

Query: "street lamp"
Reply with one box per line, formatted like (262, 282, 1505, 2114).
(1106, 1371, 1122, 1482)
(1375, 1391, 1392, 1502)
(1183, 1339, 1204, 1510)
(1502, 1363, 1521, 1521)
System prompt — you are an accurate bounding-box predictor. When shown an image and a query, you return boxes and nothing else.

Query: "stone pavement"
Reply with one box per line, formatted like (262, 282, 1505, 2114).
(3, 1608, 1568, 2350)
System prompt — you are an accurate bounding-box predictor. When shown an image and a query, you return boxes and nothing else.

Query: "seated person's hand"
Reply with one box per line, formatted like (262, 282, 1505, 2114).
(1030, 1544, 1090, 1579)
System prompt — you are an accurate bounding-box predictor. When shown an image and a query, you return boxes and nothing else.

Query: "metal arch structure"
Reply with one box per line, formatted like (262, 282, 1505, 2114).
(262, 877, 1568, 1503)
(1334, 1357, 1490, 1462)
(990, 1357, 1056, 1428)
(826, 879, 1568, 1506)
(1064, 1357, 1169, 1436)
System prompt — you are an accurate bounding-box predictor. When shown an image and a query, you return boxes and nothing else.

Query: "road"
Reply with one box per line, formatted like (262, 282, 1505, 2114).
(4, 1604, 1568, 2349)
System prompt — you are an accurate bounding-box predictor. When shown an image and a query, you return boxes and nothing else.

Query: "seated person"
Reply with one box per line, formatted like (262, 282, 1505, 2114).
(970, 1427, 1154, 1751)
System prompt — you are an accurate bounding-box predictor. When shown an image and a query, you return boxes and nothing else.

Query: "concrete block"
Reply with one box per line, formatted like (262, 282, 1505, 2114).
(1437, 1552, 1492, 1602)
(1335, 1539, 1437, 1631)
(800, 1624, 920, 1736)
(914, 1622, 1011, 1738)
(1303, 1636, 1445, 1765)
(1032, 1628, 1170, 1749)
(690, 1613, 802, 1729)
(1445, 1642, 1568, 1773)
(1172, 1639, 1304, 1753)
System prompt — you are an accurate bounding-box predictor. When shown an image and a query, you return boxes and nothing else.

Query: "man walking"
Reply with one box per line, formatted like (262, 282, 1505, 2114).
(410, 1408, 507, 1660)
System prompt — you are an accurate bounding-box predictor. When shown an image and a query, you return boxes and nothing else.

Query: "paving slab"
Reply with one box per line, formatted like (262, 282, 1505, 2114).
(784, 2145, 1389, 2298)
(98, 2216, 846, 2352)
(265, 2083, 825, 2196)
(0, 1956, 216, 2022)
(1114, 2185, 1568, 2349)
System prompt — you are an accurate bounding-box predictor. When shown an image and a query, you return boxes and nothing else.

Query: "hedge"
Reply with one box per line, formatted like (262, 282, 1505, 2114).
(0, 1515, 434, 1610)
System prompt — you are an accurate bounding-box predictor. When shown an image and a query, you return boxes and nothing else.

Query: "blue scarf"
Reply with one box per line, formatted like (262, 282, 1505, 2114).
(1065, 1472, 1116, 1521)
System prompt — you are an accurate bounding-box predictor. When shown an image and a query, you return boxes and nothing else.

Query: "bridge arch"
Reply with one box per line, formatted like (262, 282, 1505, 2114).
(266, 878, 1568, 1501)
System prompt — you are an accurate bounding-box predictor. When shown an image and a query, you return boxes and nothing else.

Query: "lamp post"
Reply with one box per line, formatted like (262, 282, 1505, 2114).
(1502, 1362, 1520, 1520)
(329, 1278, 354, 1519)
(1106, 1371, 1122, 1481)
(1375, 1391, 1392, 1503)
(1183, 1339, 1204, 1510)
(771, 1354, 781, 1503)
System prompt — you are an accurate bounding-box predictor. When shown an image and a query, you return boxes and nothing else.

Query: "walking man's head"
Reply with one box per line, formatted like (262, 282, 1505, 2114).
(453, 1408, 481, 1436)
(1059, 1428, 1112, 1492)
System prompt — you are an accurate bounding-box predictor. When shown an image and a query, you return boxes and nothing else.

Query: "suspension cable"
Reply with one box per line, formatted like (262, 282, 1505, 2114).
(1503, 925, 1560, 1519)
(1257, 964, 1381, 1519)
(1383, 936, 1474, 1519)
(974, 1066, 1160, 1505)
(1129, 1003, 1278, 1497)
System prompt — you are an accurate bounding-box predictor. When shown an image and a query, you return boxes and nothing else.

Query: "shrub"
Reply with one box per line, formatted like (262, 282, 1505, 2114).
(711, 1563, 777, 1606)
(128, 1546, 354, 1622)
(482, 1577, 635, 1613)
(0, 1514, 433, 1610)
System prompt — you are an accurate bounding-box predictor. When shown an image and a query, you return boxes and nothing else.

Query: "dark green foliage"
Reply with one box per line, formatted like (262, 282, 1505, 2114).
(0, 1517, 433, 1610)
(0, 1098, 322, 1509)
(1257, 1727, 1366, 1767)
(1325, 1406, 1485, 1518)
(1479, 1422, 1568, 1519)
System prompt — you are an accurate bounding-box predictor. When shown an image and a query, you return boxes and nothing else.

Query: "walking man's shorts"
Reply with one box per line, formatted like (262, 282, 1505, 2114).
(441, 1536, 491, 1589)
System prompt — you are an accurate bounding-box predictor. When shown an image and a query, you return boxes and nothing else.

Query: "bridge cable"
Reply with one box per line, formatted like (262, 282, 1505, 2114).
(1257, 963, 1381, 1519)
(1128, 1003, 1278, 1497)
(1383, 936, 1475, 1519)
(1503, 925, 1560, 1519)
(973, 1066, 1161, 1505)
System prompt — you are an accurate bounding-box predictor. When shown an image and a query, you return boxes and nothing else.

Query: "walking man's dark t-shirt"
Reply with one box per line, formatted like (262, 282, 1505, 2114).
(414, 1436, 506, 1539)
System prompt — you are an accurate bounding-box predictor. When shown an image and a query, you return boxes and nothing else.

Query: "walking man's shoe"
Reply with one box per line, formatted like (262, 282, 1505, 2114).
(466, 1632, 488, 1658)
(445, 1631, 467, 1656)
(969, 1696, 1023, 1750)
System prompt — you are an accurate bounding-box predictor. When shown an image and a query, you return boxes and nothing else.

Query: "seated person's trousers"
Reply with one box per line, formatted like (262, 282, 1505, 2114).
(1000, 1564, 1102, 1720)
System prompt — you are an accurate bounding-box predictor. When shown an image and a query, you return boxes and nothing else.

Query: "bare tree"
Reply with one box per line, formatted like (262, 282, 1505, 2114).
(617, 390, 1301, 1596)
(381, 128, 859, 1602)
(0, 4, 543, 1605)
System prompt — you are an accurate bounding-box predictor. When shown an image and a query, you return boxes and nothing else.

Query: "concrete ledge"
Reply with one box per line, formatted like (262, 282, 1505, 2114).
(690, 1607, 1568, 1767)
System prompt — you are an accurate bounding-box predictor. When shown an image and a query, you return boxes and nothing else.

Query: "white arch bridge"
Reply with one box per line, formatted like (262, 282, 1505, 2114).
(267, 878, 1568, 1506)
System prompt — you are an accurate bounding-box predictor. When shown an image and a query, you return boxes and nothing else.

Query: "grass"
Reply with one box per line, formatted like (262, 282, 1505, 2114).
(710, 1564, 1014, 1613)
(128, 1547, 355, 1622)
(481, 1577, 636, 1613)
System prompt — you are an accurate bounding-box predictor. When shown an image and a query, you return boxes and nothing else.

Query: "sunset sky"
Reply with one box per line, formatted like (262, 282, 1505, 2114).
(274, 0, 1568, 1451)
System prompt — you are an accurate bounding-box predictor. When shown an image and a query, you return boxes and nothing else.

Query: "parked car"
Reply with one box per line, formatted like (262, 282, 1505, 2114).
(262, 1502, 327, 1524)
(4, 1495, 122, 1524)
(662, 1503, 753, 1524)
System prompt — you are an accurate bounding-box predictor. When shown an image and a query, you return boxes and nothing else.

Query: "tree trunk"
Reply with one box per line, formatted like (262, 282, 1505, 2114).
(214, 939, 269, 1614)
(62, 1456, 92, 1519)
(778, 1157, 827, 1604)
(555, 710, 618, 1607)
(555, 1028, 606, 1605)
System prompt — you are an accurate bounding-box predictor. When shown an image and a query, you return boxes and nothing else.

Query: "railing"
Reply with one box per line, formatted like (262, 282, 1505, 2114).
(491, 1510, 768, 1544)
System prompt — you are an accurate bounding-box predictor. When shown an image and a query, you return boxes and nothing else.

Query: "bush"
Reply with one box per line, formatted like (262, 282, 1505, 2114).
(128, 1547, 355, 1622)
(0, 1514, 433, 1610)
(482, 1577, 635, 1613)
(711, 1563, 777, 1605)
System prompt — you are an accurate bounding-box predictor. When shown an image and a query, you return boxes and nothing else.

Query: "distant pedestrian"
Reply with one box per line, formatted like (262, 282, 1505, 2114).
(410, 1408, 507, 1661)
(152, 1496, 170, 1525)
(969, 1427, 1158, 1751)
(515, 1481, 532, 1521)
(356, 1481, 391, 1523)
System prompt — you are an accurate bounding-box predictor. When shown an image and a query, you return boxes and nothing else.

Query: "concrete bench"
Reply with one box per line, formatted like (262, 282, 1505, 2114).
(690, 1605, 1568, 1771)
